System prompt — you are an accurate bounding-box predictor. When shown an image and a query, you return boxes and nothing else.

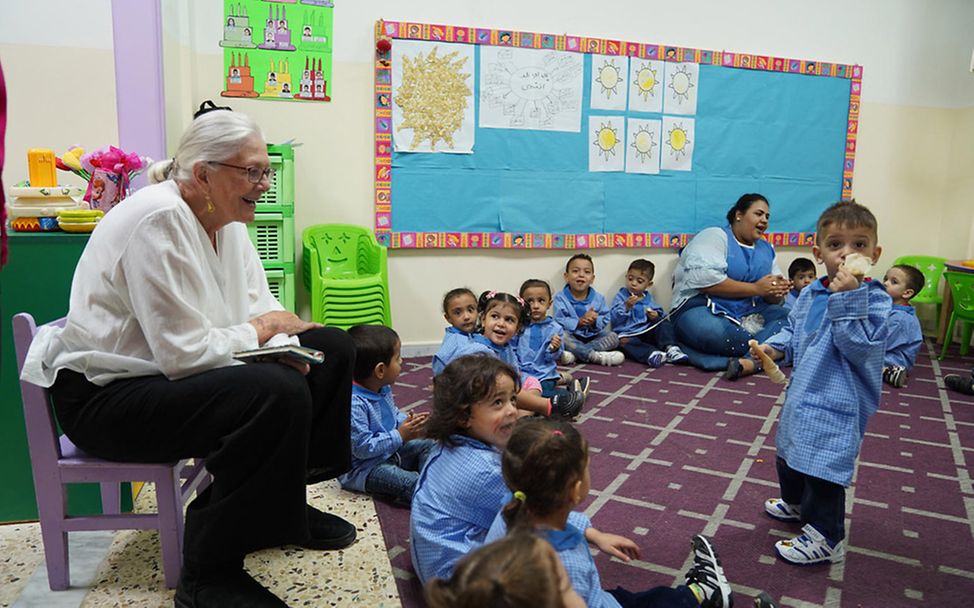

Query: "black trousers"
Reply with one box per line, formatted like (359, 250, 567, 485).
(776, 456, 846, 544)
(50, 327, 354, 573)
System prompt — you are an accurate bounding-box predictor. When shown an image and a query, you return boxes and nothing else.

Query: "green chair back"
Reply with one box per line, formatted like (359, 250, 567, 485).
(892, 255, 946, 305)
(938, 270, 974, 359)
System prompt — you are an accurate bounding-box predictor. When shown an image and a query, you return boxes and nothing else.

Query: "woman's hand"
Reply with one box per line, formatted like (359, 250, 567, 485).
(585, 528, 641, 562)
(754, 274, 792, 300)
(250, 311, 323, 344)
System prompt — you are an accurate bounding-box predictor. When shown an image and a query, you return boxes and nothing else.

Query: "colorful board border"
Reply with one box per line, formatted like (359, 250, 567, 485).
(373, 19, 861, 249)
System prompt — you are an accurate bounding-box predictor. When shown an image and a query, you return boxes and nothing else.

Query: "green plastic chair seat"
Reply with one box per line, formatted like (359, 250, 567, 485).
(302, 224, 391, 330)
(893, 255, 946, 334)
(938, 270, 974, 359)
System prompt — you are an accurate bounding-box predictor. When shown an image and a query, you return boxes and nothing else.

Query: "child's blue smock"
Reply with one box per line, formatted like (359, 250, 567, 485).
(885, 304, 922, 369)
(409, 435, 507, 584)
(338, 383, 406, 492)
(784, 288, 801, 308)
(513, 316, 564, 382)
(553, 285, 611, 339)
(765, 279, 891, 487)
(432, 326, 475, 375)
(609, 287, 664, 336)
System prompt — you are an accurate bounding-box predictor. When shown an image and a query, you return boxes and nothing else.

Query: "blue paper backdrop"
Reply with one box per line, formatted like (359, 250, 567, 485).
(391, 51, 850, 236)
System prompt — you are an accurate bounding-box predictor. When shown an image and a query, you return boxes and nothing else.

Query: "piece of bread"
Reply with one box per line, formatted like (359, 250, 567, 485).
(842, 253, 872, 278)
(748, 339, 787, 385)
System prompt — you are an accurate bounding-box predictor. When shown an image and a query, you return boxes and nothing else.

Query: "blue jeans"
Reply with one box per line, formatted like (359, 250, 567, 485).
(364, 439, 435, 506)
(672, 298, 790, 371)
(777, 456, 846, 544)
(563, 330, 620, 360)
(619, 320, 677, 362)
(539, 378, 573, 399)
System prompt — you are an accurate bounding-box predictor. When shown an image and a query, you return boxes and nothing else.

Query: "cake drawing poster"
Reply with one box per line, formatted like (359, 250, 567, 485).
(221, 0, 334, 102)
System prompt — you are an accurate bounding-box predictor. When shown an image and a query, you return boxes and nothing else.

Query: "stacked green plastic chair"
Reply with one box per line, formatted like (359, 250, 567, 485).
(938, 271, 974, 359)
(302, 224, 391, 330)
(893, 255, 946, 335)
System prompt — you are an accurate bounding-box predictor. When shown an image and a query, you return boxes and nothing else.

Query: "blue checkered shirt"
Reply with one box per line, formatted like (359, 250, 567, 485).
(432, 327, 475, 375)
(337, 384, 405, 492)
(765, 279, 891, 486)
(485, 511, 621, 608)
(553, 285, 612, 340)
(885, 304, 922, 369)
(513, 316, 563, 382)
(409, 435, 507, 584)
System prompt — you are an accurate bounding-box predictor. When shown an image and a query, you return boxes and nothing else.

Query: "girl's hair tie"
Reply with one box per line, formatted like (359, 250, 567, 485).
(513, 490, 527, 502)
(514, 295, 525, 306)
(486, 290, 497, 299)
(552, 430, 563, 436)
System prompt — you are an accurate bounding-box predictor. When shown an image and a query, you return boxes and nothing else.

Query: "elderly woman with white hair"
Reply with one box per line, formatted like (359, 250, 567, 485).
(21, 110, 355, 607)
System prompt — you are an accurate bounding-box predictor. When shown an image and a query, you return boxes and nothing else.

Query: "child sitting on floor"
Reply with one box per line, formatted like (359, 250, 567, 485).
(432, 287, 479, 375)
(755, 200, 890, 565)
(553, 253, 624, 366)
(410, 355, 521, 584)
(784, 257, 816, 308)
(610, 259, 688, 367)
(517, 279, 590, 398)
(486, 418, 733, 608)
(881, 263, 924, 388)
(339, 325, 434, 506)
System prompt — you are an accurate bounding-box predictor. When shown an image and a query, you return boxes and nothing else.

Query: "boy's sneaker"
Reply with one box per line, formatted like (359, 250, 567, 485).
(774, 524, 845, 565)
(647, 350, 666, 368)
(685, 535, 733, 608)
(550, 391, 584, 419)
(945, 374, 974, 395)
(589, 350, 625, 366)
(764, 498, 801, 522)
(665, 345, 690, 364)
(573, 377, 591, 398)
(557, 370, 574, 385)
(559, 351, 576, 365)
(883, 365, 907, 388)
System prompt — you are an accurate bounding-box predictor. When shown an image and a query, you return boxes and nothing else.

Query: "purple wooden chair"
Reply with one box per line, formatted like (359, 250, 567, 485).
(12, 312, 211, 590)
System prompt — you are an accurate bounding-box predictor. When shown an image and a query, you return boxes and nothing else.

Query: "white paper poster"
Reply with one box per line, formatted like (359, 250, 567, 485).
(625, 118, 662, 174)
(480, 46, 583, 132)
(391, 40, 475, 153)
(663, 62, 699, 116)
(589, 115, 626, 172)
(590, 54, 629, 111)
(628, 59, 664, 113)
(661, 116, 695, 171)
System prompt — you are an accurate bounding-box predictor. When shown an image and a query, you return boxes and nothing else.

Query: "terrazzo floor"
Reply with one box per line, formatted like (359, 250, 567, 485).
(0, 480, 400, 608)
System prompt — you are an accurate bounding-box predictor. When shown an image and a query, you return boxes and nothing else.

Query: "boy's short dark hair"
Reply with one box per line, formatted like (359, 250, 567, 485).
(347, 324, 399, 382)
(627, 259, 655, 280)
(442, 287, 476, 313)
(565, 253, 593, 272)
(893, 264, 925, 299)
(788, 257, 816, 279)
(519, 279, 552, 298)
(816, 199, 878, 244)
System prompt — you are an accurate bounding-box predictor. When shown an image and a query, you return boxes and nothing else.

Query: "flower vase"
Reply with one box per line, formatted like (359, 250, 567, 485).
(84, 168, 124, 212)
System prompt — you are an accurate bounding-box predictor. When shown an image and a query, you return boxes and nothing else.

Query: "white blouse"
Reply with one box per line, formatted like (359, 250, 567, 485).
(21, 180, 284, 387)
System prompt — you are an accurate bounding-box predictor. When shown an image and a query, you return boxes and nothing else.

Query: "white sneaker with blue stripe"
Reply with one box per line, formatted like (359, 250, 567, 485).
(775, 524, 845, 565)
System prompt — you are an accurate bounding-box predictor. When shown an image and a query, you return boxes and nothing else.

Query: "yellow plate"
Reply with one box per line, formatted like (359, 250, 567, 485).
(58, 221, 98, 233)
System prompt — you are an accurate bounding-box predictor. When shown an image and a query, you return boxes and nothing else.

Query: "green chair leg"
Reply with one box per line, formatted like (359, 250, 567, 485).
(939, 315, 956, 360)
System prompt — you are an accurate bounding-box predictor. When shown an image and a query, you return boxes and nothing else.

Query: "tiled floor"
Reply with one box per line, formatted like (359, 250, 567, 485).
(0, 480, 399, 608)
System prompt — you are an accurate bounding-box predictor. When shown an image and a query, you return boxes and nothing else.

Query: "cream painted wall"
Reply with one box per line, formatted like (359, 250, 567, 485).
(3, 1, 973, 348)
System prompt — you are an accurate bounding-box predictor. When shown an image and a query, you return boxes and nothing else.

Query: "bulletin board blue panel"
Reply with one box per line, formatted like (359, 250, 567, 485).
(373, 21, 862, 249)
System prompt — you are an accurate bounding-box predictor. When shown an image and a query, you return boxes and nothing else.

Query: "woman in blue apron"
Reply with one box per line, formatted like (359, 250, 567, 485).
(669, 194, 793, 372)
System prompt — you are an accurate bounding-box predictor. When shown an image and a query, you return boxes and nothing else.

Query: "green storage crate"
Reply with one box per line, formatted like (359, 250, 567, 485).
(256, 144, 294, 213)
(265, 266, 296, 312)
(247, 212, 295, 267)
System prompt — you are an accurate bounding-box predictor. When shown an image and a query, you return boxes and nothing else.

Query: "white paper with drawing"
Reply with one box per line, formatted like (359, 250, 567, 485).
(663, 62, 699, 116)
(625, 118, 662, 174)
(479, 46, 583, 132)
(628, 59, 664, 113)
(590, 54, 629, 111)
(661, 116, 695, 171)
(391, 39, 475, 153)
(589, 115, 626, 172)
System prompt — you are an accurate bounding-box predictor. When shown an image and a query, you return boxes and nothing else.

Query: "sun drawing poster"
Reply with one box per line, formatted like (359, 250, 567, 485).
(220, 0, 334, 102)
(629, 59, 664, 113)
(589, 115, 626, 172)
(391, 40, 475, 153)
(590, 54, 629, 111)
(479, 47, 584, 132)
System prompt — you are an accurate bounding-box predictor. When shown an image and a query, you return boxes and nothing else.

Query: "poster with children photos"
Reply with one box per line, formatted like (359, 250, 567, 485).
(220, 0, 334, 102)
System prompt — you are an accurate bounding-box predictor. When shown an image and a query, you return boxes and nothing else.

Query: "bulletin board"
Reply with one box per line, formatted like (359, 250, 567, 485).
(373, 20, 861, 249)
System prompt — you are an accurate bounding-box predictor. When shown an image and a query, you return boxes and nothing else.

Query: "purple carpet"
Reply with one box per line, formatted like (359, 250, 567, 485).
(375, 342, 974, 607)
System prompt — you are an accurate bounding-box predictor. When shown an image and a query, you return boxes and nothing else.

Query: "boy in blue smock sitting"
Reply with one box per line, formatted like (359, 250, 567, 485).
(553, 253, 624, 366)
(880, 263, 924, 388)
(610, 259, 688, 367)
(754, 200, 890, 565)
(340, 325, 434, 506)
(784, 257, 816, 308)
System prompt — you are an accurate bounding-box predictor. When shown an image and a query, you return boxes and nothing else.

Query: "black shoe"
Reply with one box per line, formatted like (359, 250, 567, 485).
(550, 391, 584, 419)
(945, 374, 974, 396)
(754, 591, 778, 608)
(724, 359, 743, 381)
(573, 377, 591, 399)
(297, 504, 357, 550)
(306, 466, 343, 485)
(174, 567, 287, 608)
(883, 366, 907, 388)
